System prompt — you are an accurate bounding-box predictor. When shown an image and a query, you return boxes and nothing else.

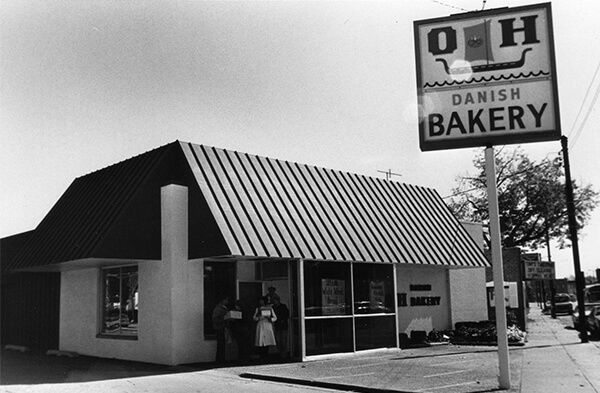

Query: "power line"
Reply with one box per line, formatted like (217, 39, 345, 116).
(571, 83, 600, 148)
(431, 0, 469, 12)
(568, 60, 600, 136)
(569, 60, 600, 148)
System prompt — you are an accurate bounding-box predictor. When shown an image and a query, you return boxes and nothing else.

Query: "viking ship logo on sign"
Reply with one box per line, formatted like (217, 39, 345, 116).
(414, 3, 560, 151)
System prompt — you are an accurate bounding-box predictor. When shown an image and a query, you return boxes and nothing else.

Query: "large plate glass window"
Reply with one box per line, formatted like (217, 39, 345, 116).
(353, 263, 394, 314)
(101, 265, 138, 337)
(304, 261, 351, 317)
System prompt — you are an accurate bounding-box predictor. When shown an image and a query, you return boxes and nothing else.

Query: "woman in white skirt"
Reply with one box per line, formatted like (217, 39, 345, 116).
(253, 296, 277, 361)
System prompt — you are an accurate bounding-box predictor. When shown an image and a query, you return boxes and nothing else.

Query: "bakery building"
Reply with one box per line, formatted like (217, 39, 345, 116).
(1, 141, 489, 365)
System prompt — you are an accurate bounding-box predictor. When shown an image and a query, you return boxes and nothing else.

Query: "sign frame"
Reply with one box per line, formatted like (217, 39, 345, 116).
(524, 260, 556, 280)
(414, 2, 561, 152)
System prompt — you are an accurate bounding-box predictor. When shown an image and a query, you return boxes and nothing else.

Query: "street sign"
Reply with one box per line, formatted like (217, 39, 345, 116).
(524, 260, 555, 280)
(414, 3, 560, 151)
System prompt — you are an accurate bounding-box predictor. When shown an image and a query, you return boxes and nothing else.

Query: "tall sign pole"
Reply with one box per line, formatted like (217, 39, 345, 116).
(485, 146, 511, 388)
(414, 4, 561, 390)
(561, 136, 588, 343)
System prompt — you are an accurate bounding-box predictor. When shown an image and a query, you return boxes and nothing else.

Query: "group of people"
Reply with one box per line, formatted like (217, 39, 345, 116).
(212, 286, 289, 363)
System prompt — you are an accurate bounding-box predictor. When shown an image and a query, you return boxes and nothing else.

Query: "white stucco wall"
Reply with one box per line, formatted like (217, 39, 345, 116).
(60, 267, 145, 361)
(449, 268, 488, 327)
(59, 184, 216, 365)
(59, 259, 206, 365)
(395, 265, 488, 336)
(396, 266, 450, 335)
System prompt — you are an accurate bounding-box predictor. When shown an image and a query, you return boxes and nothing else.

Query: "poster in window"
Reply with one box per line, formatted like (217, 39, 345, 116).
(322, 279, 345, 315)
(369, 280, 385, 312)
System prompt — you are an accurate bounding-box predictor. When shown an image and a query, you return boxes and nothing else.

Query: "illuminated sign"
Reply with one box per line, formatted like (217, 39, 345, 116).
(414, 3, 560, 151)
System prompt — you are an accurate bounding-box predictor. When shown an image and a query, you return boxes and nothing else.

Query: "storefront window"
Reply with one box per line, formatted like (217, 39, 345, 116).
(101, 266, 138, 337)
(353, 263, 394, 314)
(302, 261, 397, 355)
(355, 315, 396, 351)
(303, 261, 351, 317)
(306, 318, 354, 356)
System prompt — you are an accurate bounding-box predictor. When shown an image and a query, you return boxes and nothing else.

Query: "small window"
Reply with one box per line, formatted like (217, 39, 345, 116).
(101, 266, 138, 337)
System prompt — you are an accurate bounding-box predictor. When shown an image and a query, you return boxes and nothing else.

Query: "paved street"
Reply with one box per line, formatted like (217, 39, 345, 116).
(1, 306, 599, 393)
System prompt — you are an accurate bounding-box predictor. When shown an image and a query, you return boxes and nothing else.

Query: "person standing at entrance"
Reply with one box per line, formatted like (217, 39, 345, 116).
(272, 297, 289, 359)
(253, 296, 277, 361)
(266, 286, 280, 304)
(212, 295, 229, 363)
(229, 299, 251, 364)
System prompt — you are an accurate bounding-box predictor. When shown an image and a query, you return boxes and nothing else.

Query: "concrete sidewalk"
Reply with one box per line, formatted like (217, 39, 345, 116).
(518, 307, 600, 392)
(2, 307, 599, 392)
(234, 307, 599, 392)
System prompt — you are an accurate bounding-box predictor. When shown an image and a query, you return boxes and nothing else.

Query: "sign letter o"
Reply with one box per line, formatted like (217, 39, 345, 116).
(427, 27, 457, 55)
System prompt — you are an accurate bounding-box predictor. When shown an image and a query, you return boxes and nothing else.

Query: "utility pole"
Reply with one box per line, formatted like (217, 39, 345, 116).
(546, 223, 556, 319)
(560, 136, 588, 343)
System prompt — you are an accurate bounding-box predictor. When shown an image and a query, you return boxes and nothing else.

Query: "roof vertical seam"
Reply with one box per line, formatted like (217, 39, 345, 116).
(263, 158, 316, 259)
(306, 166, 358, 261)
(316, 168, 371, 262)
(210, 147, 262, 256)
(322, 168, 385, 262)
(189, 144, 245, 255)
(357, 176, 409, 262)
(286, 162, 336, 261)
(271, 159, 321, 260)
(300, 165, 352, 261)
(392, 183, 444, 264)
(229, 150, 282, 258)
(366, 177, 419, 264)
(243, 154, 296, 258)
(291, 163, 339, 260)
(346, 172, 404, 263)
(384, 182, 436, 264)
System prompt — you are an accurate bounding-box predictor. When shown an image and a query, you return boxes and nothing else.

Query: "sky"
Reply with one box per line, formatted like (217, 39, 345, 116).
(1, 0, 599, 280)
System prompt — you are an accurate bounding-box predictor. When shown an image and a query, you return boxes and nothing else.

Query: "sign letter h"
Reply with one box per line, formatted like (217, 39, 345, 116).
(499, 15, 540, 47)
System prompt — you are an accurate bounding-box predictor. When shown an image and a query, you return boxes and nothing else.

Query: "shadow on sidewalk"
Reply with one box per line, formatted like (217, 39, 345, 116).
(0, 348, 265, 385)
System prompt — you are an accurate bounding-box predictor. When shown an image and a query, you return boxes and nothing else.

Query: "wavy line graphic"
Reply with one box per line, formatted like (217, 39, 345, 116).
(423, 70, 550, 88)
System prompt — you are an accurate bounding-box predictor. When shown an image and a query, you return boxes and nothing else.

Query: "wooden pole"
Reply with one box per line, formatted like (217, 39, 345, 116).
(561, 136, 588, 343)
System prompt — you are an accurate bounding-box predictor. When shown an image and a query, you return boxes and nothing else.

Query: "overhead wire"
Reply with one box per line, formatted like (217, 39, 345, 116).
(430, 0, 469, 12)
(568, 60, 600, 148)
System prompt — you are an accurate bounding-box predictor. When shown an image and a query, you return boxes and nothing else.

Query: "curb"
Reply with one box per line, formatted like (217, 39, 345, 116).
(240, 372, 416, 393)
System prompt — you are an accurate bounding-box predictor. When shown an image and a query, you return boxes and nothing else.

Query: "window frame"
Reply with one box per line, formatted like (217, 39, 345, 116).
(97, 265, 139, 340)
(303, 261, 397, 355)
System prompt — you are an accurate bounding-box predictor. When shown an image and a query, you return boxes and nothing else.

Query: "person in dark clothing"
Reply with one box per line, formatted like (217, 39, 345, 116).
(229, 299, 252, 364)
(271, 297, 289, 359)
(212, 295, 229, 363)
(266, 286, 280, 305)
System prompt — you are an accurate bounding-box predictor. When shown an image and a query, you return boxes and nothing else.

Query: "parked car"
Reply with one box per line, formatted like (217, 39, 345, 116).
(587, 305, 600, 337)
(545, 293, 574, 315)
(572, 303, 600, 331)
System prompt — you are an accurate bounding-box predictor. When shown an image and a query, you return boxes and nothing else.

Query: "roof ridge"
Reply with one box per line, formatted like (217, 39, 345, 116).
(75, 141, 181, 179)
(179, 141, 431, 191)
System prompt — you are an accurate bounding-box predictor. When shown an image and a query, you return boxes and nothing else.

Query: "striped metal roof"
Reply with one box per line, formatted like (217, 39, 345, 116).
(6, 141, 489, 272)
(180, 141, 489, 267)
(6, 144, 177, 272)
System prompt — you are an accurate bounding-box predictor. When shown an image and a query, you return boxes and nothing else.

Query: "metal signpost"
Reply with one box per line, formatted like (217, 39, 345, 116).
(414, 3, 560, 389)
